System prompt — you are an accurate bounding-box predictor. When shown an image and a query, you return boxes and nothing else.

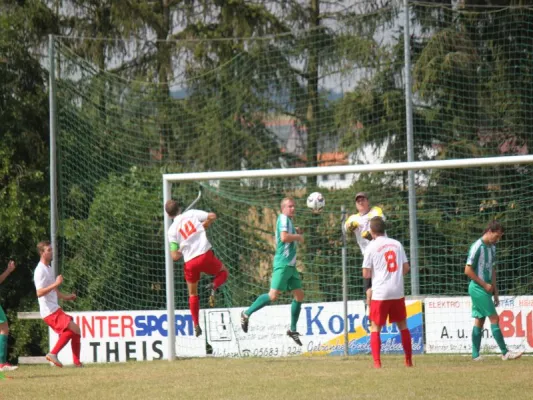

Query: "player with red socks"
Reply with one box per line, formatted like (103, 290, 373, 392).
(34, 241, 82, 368)
(165, 200, 229, 337)
(362, 217, 412, 368)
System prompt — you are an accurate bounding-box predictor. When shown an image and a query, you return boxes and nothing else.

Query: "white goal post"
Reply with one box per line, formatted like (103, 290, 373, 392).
(162, 154, 533, 361)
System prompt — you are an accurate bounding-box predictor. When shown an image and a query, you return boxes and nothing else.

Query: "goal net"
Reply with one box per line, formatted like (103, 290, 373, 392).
(50, 2, 533, 359)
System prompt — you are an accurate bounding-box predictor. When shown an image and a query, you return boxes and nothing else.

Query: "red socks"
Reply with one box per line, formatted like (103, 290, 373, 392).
(71, 333, 81, 365)
(51, 330, 75, 355)
(370, 331, 381, 367)
(213, 269, 228, 290)
(189, 295, 200, 326)
(50, 330, 82, 365)
(371, 329, 413, 368)
(400, 328, 413, 366)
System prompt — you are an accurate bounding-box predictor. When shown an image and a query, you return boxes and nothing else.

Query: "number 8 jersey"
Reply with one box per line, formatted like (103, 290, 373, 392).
(362, 236, 408, 300)
(167, 209, 212, 262)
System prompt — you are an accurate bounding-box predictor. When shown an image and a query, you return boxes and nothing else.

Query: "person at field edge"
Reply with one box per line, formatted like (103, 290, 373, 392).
(166, 199, 229, 337)
(362, 216, 412, 368)
(465, 220, 523, 361)
(34, 241, 82, 368)
(241, 197, 305, 347)
(345, 192, 385, 314)
(0, 260, 18, 371)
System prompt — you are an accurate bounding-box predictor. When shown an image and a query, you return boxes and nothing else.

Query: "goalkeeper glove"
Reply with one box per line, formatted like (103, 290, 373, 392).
(362, 230, 372, 241)
(345, 218, 359, 233)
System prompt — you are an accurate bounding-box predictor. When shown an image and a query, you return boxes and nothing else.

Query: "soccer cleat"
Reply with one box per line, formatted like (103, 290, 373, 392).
(206, 283, 216, 308)
(502, 351, 523, 361)
(472, 356, 484, 361)
(46, 353, 63, 368)
(0, 363, 19, 372)
(73, 363, 84, 368)
(241, 311, 249, 333)
(194, 325, 202, 337)
(286, 330, 303, 346)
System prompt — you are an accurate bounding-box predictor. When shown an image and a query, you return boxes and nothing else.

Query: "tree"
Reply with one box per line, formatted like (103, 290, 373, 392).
(0, 0, 54, 361)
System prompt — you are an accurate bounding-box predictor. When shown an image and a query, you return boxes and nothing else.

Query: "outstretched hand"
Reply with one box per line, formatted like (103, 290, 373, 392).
(64, 293, 77, 301)
(6, 260, 15, 274)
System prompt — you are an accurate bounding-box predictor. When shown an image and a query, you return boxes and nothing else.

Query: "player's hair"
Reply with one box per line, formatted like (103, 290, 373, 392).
(483, 220, 504, 234)
(369, 216, 386, 235)
(37, 240, 51, 255)
(165, 199, 181, 217)
(280, 197, 294, 210)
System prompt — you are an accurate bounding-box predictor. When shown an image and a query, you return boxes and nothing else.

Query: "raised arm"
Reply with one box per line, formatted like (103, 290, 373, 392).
(0, 260, 15, 284)
(202, 213, 217, 229)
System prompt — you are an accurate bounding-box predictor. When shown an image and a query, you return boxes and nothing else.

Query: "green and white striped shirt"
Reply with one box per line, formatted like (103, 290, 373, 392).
(466, 238, 496, 285)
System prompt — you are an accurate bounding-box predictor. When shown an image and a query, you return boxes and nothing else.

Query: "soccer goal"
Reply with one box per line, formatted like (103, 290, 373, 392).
(163, 154, 533, 360)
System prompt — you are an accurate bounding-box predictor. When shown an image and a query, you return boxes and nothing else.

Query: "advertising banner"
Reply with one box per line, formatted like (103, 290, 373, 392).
(425, 296, 530, 354)
(51, 299, 423, 364)
(50, 310, 206, 365)
(206, 300, 423, 357)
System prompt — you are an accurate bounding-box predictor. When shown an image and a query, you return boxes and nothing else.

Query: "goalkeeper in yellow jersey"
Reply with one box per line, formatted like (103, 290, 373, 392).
(344, 192, 385, 314)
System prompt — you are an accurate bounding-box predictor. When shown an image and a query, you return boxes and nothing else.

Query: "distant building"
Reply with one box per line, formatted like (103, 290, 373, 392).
(265, 115, 354, 189)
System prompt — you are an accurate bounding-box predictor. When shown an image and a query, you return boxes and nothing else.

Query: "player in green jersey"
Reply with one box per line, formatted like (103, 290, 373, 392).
(240, 197, 305, 346)
(465, 220, 522, 361)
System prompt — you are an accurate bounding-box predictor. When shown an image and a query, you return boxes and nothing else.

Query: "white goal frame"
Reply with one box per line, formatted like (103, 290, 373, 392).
(162, 154, 533, 361)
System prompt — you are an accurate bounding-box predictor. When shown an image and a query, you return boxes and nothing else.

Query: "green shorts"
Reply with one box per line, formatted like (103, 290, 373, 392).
(468, 282, 497, 318)
(0, 305, 6, 324)
(271, 264, 302, 292)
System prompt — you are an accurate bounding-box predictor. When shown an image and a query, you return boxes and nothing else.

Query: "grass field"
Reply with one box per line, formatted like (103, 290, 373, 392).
(1, 355, 532, 400)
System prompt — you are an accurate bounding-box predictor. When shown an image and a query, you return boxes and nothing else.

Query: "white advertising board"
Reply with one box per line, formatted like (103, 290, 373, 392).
(425, 296, 530, 354)
(51, 299, 424, 364)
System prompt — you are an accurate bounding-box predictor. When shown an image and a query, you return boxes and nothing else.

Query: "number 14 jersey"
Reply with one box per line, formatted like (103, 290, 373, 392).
(362, 236, 409, 300)
(167, 209, 211, 262)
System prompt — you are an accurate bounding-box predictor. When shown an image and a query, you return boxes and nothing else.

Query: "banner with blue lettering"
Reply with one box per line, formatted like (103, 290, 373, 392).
(51, 300, 423, 364)
(206, 300, 424, 357)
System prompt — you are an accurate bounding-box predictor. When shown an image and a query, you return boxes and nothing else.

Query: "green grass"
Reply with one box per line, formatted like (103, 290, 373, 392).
(1, 355, 532, 400)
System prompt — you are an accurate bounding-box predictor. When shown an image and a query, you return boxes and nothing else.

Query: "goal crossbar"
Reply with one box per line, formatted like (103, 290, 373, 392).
(163, 155, 533, 183)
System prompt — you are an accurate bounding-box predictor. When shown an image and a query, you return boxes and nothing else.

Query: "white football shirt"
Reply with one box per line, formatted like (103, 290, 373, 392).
(167, 209, 212, 262)
(362, 236, 408, 300)
(33, 261, 60, 318)
(344, 206, 385, 255)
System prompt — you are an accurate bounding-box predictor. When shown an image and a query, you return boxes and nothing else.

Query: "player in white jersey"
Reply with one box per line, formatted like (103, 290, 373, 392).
(345, 192, 385, 312)
(165, 200, 229, 337)
(34, 241, 81, 368)
(362, 216, 412, 368)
